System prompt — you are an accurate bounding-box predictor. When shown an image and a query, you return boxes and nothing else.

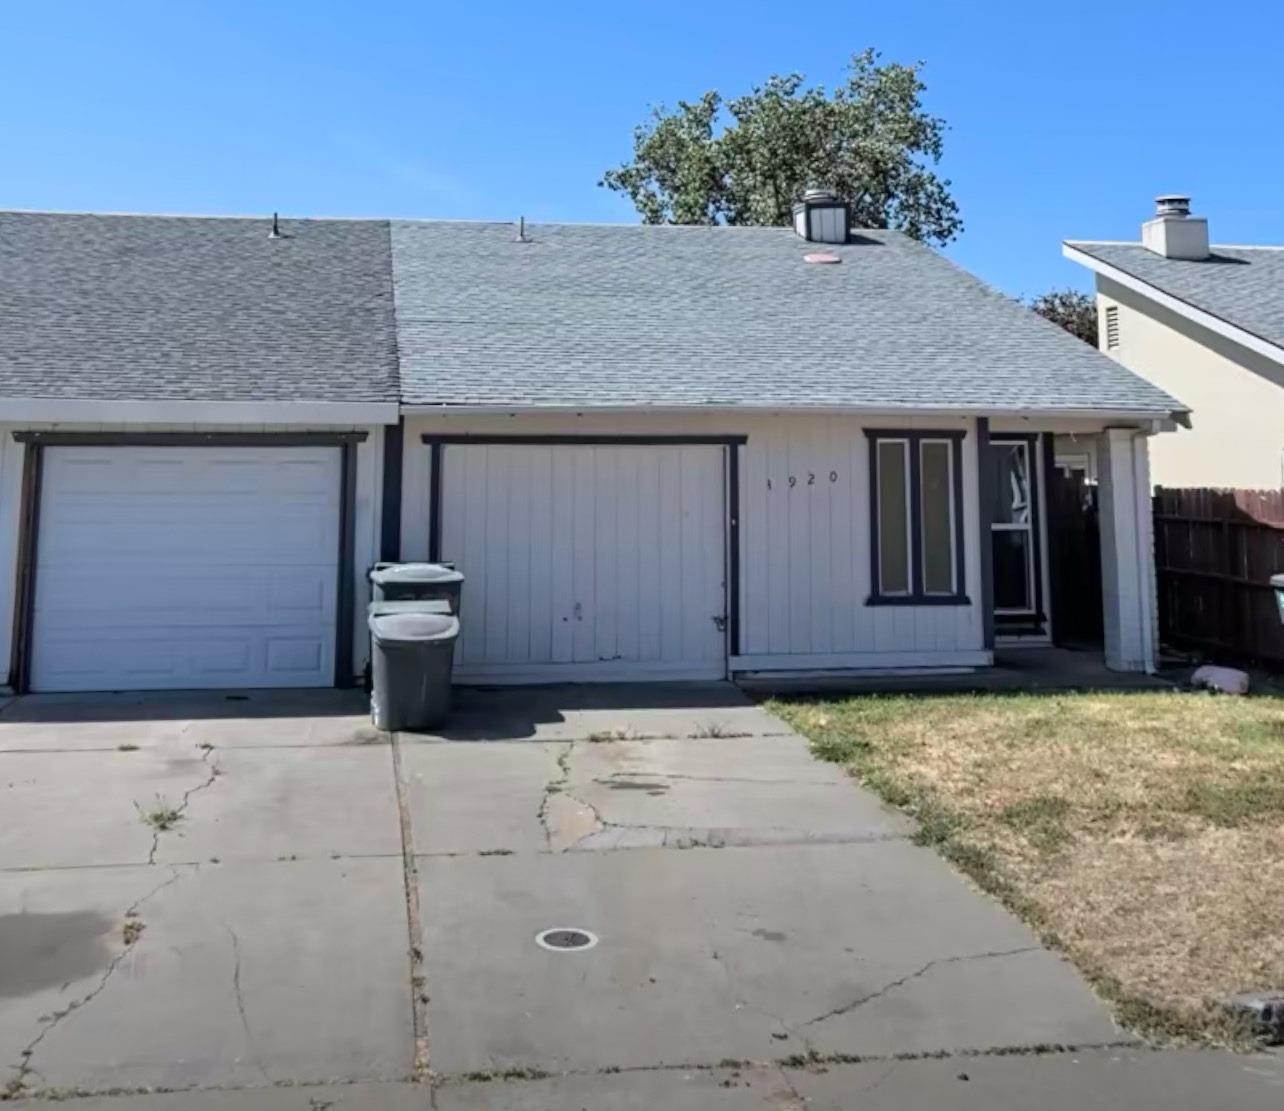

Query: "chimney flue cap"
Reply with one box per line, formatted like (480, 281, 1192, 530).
(1155, 195, 1191, 218)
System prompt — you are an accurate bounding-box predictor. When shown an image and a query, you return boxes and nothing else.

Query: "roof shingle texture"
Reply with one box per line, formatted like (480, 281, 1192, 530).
(1069, 240, 1284, 353)
(392, 220, 1182, 414)
(0, 212, 399, 402)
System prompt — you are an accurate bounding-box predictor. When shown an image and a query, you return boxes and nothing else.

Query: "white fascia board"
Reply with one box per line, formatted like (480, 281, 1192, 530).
(0, 398, 400, 425)
(1063, 242, 1284, 368)
(400, 402, 1176, 423)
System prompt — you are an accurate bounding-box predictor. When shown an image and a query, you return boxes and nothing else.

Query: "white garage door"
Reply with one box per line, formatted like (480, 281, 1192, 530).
(30, 445, 342, 692)
(441, 444, 728, 682)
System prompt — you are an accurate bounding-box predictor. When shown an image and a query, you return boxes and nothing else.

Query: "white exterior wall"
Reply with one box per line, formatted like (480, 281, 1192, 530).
(402, 411, 990, 673)
(1097, 275, 1284, 490)
(0, 422, 384, 689)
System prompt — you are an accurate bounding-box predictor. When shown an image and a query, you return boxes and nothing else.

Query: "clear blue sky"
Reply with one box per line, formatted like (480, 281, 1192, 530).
(3, 1, 1280, 297)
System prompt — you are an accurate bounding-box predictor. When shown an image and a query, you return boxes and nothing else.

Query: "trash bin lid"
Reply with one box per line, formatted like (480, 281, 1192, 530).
(369, 562, 464, 585)
(368, 599, 453, 617)
(1272, 573, 1284, 590)
(369, 611, 460, 643)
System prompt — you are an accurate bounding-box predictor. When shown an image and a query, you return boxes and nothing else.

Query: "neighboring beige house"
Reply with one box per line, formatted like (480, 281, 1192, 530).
(1064, 196, 1284, 490)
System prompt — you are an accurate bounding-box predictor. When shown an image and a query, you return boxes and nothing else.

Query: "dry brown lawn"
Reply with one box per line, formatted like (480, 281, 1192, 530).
(770, 690, 1284, 1044)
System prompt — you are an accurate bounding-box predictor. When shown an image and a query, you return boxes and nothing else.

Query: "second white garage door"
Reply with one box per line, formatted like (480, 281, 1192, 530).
(30, 445, 342, 692)
(440, 444, 728, 682)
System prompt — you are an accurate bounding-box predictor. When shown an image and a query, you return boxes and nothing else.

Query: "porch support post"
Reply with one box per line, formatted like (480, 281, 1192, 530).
(976, 417, 995, 651)
(1097, 428, 1157, 672)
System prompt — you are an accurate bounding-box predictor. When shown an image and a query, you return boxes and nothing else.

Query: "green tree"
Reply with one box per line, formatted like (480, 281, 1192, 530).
(600, 50, 962, 245)
(1029, 289, 1098, 347)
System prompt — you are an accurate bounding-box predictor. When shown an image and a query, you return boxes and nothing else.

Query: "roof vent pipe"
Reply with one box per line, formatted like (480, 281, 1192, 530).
(792, 186, 850, 244)
(1142, 194, 1209, 260)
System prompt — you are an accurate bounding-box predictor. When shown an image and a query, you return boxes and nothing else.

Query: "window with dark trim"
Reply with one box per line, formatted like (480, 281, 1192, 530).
(866, 430, 969, 606)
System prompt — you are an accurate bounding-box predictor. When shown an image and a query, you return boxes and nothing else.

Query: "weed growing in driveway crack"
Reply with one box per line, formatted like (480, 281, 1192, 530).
(461, 1067, 551, 1083)
(692, 721, 749, 739)
(136, 798, 182, 832)
(116, 743, 140, 752)
(587, 728, 635, 742)
(121, 919, 146, 946)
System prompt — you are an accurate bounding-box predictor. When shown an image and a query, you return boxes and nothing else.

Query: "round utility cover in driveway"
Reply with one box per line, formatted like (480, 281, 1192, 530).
(535, 927, 599, 952)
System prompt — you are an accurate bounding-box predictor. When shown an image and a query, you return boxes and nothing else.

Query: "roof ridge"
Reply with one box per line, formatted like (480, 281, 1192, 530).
(0, 207, 393, 223)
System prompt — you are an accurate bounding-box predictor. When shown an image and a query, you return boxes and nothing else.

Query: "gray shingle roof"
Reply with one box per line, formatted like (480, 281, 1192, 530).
(392, 219, 1184, 415)
(0, 212, 399, 402)
(0, 210, 1186, 416)
(1067, 240, 1284, 354)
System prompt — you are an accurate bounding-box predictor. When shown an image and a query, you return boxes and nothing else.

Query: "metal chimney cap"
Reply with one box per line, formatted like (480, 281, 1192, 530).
(802, 186, 839, 203)
(1155, 195, 1192, 217)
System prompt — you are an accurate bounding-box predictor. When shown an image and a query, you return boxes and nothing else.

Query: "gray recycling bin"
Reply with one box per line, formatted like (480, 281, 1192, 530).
(368, 609, 460, 731)
(369, 562, 464, 613)
(1272, 573, 1284, 626)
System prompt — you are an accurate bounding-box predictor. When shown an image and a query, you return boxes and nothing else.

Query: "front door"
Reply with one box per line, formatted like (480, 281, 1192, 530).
(986, 435, 1046, 636)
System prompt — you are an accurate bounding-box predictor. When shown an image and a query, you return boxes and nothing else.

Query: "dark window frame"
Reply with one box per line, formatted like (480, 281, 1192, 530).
(987, 431, 1045, 626)
(865, 429, 969, 607)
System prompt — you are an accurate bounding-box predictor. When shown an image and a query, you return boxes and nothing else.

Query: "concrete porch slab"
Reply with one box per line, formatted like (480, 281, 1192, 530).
(0, 858, 413, 1095)
(418, 842, 1121, 1076)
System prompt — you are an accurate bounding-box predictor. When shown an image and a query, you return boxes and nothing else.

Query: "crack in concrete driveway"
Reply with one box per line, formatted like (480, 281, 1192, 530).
(5, 869, 184, 1098)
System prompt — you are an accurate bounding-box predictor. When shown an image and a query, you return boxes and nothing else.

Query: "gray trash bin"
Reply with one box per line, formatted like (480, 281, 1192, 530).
(369, 609, 460, 731)
(368, 599, 453, 618)
(369, 562, 464, 613)
(363, 600, 453, 694)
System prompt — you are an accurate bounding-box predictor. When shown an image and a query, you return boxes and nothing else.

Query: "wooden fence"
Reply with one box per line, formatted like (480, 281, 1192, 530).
(1153, 487, 1284, 666)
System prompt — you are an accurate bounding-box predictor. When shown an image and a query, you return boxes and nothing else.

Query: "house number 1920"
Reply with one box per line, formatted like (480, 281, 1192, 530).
(767, 472, 839, 490)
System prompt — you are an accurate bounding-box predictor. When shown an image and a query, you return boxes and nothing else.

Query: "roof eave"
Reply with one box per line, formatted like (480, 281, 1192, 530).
(0, 398, 401, 425)
(400, 401, 1185, 426)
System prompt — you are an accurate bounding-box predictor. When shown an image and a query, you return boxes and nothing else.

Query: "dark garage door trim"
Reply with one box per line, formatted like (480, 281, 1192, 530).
(8, 430, 368, 693)
(419, 433, 748, 658)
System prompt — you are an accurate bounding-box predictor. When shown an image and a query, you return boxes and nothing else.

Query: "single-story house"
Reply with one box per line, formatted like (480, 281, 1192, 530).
(1065, 195, 1284, 489)
(0, 198, 1186, 694)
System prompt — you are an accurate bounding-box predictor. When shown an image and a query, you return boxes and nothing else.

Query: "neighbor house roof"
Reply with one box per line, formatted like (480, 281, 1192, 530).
(0, 212, 399, 403)
(1066, 240, 1284, 358)
(391, 219, 1184, 417)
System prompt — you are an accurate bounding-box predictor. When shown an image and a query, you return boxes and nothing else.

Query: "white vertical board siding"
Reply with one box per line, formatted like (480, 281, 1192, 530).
(0, 429, 23, 686)
(736, 414, 983, 668)
(351, 426, 383, 679)
(440, 443, 727, 682)
(404, 413, 991, 674)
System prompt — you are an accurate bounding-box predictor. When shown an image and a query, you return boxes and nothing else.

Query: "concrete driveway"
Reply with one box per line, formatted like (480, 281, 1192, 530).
(2, 683, 1281, 1109)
